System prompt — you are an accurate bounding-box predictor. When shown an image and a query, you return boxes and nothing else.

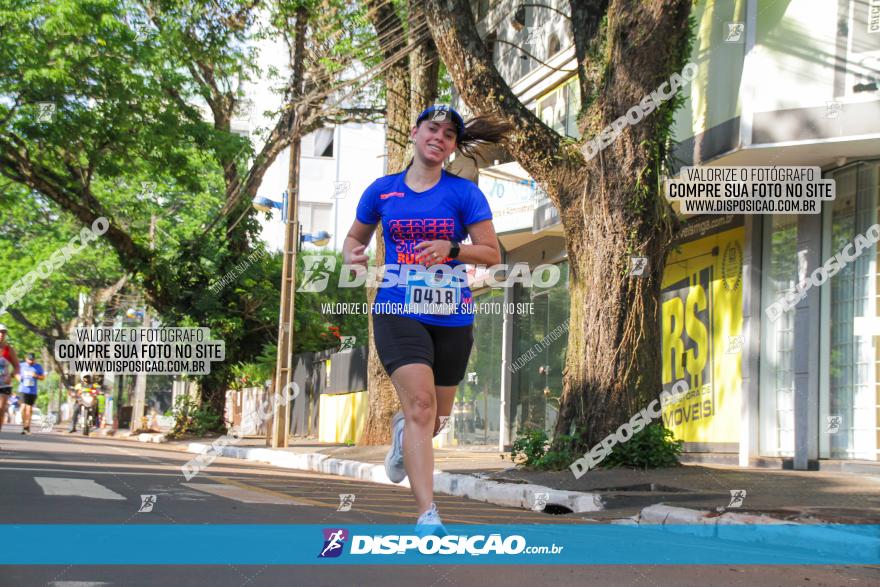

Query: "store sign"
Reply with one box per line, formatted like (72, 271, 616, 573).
(478, 175, 538, 233)
(659, 218, 744, 443)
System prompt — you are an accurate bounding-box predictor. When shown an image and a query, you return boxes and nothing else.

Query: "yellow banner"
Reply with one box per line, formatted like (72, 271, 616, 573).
(660, 224, 744, 443)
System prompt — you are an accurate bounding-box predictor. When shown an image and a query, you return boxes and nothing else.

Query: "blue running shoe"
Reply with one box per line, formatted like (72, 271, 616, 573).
(415, 502, 448, 537)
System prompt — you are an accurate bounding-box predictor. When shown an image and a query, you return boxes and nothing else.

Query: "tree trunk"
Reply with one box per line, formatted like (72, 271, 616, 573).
(359, 1, 411, 445)
(557, 182, 672, 444)
(407, 0, 440, 126)
(424, 0, 692, 449)
(359, 2, 440, 445)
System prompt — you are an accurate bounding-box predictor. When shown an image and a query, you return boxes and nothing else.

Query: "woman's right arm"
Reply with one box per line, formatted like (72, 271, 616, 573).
(342, 220, 377, 270)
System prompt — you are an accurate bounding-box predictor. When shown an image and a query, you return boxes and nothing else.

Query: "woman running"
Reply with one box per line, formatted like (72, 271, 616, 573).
(343, 105, 509, 534)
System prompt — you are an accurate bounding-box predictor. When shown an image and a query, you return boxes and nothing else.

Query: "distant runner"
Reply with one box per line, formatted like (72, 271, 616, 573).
(17, 352, 45, 434)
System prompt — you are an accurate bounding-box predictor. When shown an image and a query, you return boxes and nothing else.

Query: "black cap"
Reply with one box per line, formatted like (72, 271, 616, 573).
(26, 352, 35, 360)
(416, 105, 465, 141)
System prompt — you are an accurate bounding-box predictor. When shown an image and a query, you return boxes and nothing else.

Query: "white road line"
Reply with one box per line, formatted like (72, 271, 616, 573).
(0, 466, 180, 476)
(183, 482, 308, 505)
(34, 477, 127, 500)
(48, 583, 113, 587)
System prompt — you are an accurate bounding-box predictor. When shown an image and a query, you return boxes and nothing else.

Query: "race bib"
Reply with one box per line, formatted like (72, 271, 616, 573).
(23, 376, 35, 387)
(404, 270, 460, 315)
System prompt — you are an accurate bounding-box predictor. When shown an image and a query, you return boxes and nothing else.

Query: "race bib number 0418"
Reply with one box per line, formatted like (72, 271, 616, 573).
(404, 271, 460, 315)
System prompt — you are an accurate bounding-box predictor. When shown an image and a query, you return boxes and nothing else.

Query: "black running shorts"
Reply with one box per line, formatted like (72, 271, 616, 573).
(373, 314, 474, 386)
(22, 393, 37, 406)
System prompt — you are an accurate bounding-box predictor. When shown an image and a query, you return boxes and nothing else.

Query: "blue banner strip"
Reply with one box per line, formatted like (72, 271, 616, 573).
(1, 524, 877, 565)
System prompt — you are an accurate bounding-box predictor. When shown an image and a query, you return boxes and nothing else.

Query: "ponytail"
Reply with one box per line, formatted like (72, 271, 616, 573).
(456, 116, 513, 157)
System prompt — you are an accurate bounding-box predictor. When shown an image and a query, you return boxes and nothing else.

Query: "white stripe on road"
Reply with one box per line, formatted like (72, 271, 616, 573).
(183, 482, 308, 505)
(48, 583, 113, 586)
(34, 477, 126, 500)
(0, 466, 180, 476)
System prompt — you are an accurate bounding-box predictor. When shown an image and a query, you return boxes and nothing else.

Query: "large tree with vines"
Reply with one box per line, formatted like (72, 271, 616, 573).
(424, 0, 693, 451)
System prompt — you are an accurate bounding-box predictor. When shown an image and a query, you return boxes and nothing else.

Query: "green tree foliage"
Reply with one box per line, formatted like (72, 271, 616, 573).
(0, 179, 124, 367)
(0, 1, 385, 427)
(293, 249, 368, 352)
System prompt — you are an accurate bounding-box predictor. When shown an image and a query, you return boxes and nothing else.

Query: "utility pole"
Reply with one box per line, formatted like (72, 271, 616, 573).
(268, 6, 308, 448)
(130, 307, 150, 432)
(130, 215, 154, 432)
(269, 140, 301, 448)
(333, 124, 341, 250)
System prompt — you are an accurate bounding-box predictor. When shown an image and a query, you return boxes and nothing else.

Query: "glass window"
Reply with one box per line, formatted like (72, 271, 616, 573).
(485, 31, 497, 65)
(760, 215, 798, 456)
(313, 128, 334, 158)
(535, 79, 580, 139)
(564, 80, 580, 139)
(548, 34, 561, 57)
(473, 0, 490, 20)
(821, 163, 880, 460)
(511, 262, 569, 440)
(454, 288, 504, 446)
(300, 202, 332, 235)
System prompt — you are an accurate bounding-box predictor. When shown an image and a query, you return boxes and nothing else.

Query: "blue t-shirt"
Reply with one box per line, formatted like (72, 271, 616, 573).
(19, 362, 43, 395)
(355, 169, 492, 326)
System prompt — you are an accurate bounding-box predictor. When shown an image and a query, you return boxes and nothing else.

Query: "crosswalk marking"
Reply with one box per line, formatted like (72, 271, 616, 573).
(34, 477, 126, 500)
(0, 466, 180, 476)
(182, 482, 309, 505)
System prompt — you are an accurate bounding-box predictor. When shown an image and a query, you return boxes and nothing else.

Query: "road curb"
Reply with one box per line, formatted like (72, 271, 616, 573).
(185, 442, 605, 514)
(634, 503, 791, 525)
(179, 443, 871, 532)
(618, 504, 878, 560)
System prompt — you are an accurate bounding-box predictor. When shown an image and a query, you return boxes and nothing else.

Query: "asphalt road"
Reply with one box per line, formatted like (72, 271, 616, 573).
(1, 425, 877, 587)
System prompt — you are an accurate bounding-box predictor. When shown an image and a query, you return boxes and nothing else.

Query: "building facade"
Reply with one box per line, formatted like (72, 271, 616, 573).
(238, 31, 386, 253)
(448, 0, 880, 471)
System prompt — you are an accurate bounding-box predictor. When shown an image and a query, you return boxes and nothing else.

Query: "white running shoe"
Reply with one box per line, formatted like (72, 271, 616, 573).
(415, 502, 448, 537)
(384, 411, 406, 483)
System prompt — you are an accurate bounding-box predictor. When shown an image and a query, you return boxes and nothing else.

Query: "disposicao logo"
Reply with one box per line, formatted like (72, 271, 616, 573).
(379, 191, 405, 200)
(317, 531, 531, 557)
(318, 528, 348, 558)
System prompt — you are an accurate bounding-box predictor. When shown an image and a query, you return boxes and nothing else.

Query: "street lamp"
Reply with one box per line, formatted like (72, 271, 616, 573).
(252, 192, 287, 219)
(251, 195, 332, 248)
(301, 230, 331, 247)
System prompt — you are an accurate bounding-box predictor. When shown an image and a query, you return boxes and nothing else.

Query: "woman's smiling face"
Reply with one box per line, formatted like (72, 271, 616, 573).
(412, 119, 458, 164)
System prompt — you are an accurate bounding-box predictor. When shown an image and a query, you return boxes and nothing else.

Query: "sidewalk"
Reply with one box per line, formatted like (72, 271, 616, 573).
(151, 435, 880, 526)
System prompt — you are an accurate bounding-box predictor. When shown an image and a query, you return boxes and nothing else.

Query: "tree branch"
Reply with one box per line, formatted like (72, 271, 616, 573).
(424, 0, 575, 194)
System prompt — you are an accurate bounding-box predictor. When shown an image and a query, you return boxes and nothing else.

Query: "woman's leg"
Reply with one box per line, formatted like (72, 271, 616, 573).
(0, 394, 7, 432)
(389, 363, 437, 516)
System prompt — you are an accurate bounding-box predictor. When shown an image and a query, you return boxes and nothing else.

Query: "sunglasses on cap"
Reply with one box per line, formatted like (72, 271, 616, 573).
(416, 105, 465, 141)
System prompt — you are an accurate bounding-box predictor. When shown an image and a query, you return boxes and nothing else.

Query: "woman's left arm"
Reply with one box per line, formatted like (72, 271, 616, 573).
(456, 220, 501, 265)
(414, 220, 501, 266)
